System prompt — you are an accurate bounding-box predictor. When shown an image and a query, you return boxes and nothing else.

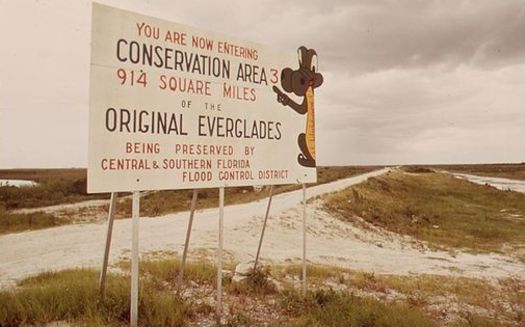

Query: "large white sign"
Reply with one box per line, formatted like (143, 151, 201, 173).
(88, 3, 323, 193)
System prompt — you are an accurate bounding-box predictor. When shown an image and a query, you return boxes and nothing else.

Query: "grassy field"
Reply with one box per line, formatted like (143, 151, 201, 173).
(1, 255, 522, 326)
(279, 289, 433, 327)
(0, 206, 68, 235)
(0, 257, 431, 327)
(277, 264, 524, 327)
(323, 171, 525, 260)
(0, 269, 188, 327)
(422, 163, 525, 181)
(0, 166, 378, 210)
(0, 169, 101, 234)
(0, 169, 107, 210)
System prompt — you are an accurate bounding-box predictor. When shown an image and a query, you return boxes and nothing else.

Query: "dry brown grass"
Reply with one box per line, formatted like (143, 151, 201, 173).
(2, 255, 523, 326)
(324, 171, 525, 257)
(276, 264, 525, 327)
(0, 169, 107, 210)
(0, 207, 68, 235)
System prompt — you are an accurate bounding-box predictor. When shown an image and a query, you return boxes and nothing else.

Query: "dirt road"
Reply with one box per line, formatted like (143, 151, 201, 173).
(1, 168, 524, 288)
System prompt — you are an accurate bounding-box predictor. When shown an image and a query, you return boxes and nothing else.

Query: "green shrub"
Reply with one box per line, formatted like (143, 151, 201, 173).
(280, 289, 434, 327)
(324, 172, 525, 255)
(227, 266, 277, 296)
(0, 207, 67, 234)
(0, 269, 188, 327)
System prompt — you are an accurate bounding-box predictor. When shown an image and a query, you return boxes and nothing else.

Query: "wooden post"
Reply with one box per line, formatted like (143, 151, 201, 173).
(302, 183, 307, 295)
(130, 191, 140, 327)
(178, 189, 198, 284)
(99, 192, 118, 298)
(216, 187, 224, 325)
(254, 186, 274, 271)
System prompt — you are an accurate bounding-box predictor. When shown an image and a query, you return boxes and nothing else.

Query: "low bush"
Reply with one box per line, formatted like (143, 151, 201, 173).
(324, 172, 525, 255)
(0, 206, 67, 234)
(0, 269, 188, 327)
(280, 289, 434, 327)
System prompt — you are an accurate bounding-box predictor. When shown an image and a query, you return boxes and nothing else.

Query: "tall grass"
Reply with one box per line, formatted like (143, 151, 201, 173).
(125, 257, 218, 286)
(0, 166, 379, 213)
(0, 206, 67, 234)
(0, 257, 222, 326)
(0, 169, 107, 210)
(1, 259, 522, 326)
(324, 172, 525, 254)
(280, 289, 434, 327)
(0, 269, 188, 327)
(226, 266, 278, 296)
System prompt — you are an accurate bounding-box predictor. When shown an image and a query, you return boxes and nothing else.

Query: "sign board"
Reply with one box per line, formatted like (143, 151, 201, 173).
(89, 3, 323, 193)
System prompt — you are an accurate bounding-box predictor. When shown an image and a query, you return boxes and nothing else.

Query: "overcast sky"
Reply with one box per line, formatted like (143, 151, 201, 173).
(1, 0, 524, 168)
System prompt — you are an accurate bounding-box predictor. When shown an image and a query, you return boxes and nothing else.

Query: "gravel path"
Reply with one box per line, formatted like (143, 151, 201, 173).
(1, 168, 524, 288)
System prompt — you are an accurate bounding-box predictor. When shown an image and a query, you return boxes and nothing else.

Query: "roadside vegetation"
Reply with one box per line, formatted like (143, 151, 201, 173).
(0, 166, 380, 234)
(0, 166, 379, 235)
(0, 205, 68, 235)
(1, 254, 523, 326)
(0, 169, 98, 234)
(324, 171, 525, 260)
(280, 290, 433, 327)
(0, 269, 188, 327)
(277, 264, 524, 327)
(0, 166, 378, 212)
(0, 169, 106, 210)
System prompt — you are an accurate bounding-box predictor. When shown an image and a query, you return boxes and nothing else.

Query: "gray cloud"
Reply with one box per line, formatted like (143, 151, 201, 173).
(316, 63, 525, 165)
(139, 0, 525, 72)
(1, 0, 524, 168)
(313, 0, 525, 73)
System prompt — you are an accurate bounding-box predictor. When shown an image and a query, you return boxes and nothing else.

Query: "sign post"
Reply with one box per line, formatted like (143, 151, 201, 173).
(178, 189, 198, 284)
(99, 192, 118, 297)
(216, 187, 224, 324)
(89, 4, 323, 325)
(254, 186, 274, 270)
(302, 183, 307, 295)
(130, 191, 140, 327)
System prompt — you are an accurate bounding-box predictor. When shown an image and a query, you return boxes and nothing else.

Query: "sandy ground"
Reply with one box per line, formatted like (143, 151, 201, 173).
(12, 192, 158, 215)
(1, 168, 525, 288)
(13, 198, 113, 215)
(13, 192, 155, 224)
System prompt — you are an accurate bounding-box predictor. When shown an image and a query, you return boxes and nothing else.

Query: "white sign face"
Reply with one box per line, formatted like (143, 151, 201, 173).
(88, 3, 323, 193)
